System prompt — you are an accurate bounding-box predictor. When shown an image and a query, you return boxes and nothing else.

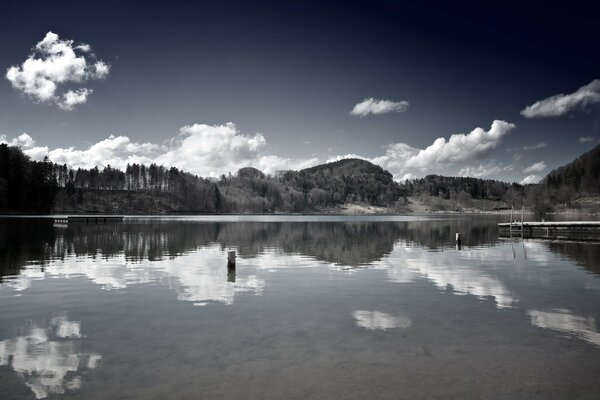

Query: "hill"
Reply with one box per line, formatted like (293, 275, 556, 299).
(533, 144, 600, 212)
(5, 142, 600, 215)
(217, 158, 405, 213)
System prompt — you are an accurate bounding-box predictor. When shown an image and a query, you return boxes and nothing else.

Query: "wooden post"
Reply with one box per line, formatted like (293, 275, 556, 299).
(227, 251, 236, 267)
(455, 233, 462, 249)
(521, 206, 525, 238)
(227, 250, 236, 281)
(509, 206, 513, 239)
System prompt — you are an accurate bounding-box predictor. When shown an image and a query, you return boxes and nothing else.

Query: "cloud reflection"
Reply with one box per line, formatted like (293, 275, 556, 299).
(0, 316, 100, 399)
(353, 310, 412, 330)
(2, 246, 327, 306)
(376, 243, 516, 309)
(528, 309, 600, 347)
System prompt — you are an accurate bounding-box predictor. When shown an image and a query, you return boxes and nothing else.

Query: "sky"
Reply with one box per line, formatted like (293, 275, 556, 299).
(1, 0, 600, 184)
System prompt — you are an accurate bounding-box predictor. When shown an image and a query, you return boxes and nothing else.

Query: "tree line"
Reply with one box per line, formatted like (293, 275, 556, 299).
(0, 144, 57, 213)
(3, 143, 600, 214)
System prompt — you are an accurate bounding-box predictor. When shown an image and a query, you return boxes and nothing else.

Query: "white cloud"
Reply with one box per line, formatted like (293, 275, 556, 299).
(523, 161, 546, 173)
(6, 31, 108, 110)
(154, 123, 319, 177)
(400, 172, 416, 181)
(520, 174, 541, 185)
(9, 120, 514, 181)
(522, 142, 547, 150)
(521, 79, 600, 118)
(403, 120, 514, 169)
(58, 88, 93, 110)
(457, 162, 511, 178)
(579, 136, 595, 143)
(17, 123, 319, 177)
(327, 120, 514, 180)
(350, 98, 409, 116)
(0, 132, 35, 147)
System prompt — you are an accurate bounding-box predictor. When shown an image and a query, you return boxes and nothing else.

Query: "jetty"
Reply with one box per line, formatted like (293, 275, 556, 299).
(498, 221, 600, 241)
(53, 215, 124, 225)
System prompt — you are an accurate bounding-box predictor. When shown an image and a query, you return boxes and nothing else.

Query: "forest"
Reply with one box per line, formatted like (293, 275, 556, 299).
(1, 143, 599, 214)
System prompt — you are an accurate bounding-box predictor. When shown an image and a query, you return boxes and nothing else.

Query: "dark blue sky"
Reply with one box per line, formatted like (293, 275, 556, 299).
(1, 0, 599, 182)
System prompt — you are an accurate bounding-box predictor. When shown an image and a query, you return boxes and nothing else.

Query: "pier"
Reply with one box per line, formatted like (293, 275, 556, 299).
(498, 221, 600, 241)
(53, 215, 124, 225)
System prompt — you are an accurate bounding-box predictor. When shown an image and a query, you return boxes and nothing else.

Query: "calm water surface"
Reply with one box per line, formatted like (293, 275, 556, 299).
(1, 215, 600, 399)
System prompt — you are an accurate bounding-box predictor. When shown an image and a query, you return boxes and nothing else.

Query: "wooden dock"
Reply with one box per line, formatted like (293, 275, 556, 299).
(498, 221, 600, 241)
(53, 215, 124, 225)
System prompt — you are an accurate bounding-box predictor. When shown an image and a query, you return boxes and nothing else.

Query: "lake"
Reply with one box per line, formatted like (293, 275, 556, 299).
(1, 215, 600, 399)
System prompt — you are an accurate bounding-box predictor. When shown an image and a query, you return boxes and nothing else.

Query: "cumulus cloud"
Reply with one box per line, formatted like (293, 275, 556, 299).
(402, 120, 515, 168)
(579, 136, 595, 143)
(58, 88, 93, 110)
(11, 123, 319, 177)
(6, 31, 108, 110)
(523, 161, 546, 173)
(0, 132, 35, 147)
(350, 98, 409, 116)
(326, 120, 514, 180)
(458, 162, 513, 178)
(521, 79, 600, 118)
(6, 120, 514, 181)
(520, 174, 541, 185)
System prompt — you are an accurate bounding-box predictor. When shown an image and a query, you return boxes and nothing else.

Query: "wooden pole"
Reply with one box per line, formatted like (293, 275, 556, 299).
(227, 250, 236, 267)
(521, 206, 524, 238)
(510, 206, 513, 239)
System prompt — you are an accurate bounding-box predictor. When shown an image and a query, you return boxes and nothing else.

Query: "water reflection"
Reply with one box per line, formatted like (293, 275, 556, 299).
(352, 310, 412, 330)
(3, 244, 270, 306)
(0, 217, 503, 279)
(0, 316, 101, 399)
(2, 217, 600, 398)
(374, 243, 516, 309)
(2, 217, 600, 309)
(528, 309, 600, 347)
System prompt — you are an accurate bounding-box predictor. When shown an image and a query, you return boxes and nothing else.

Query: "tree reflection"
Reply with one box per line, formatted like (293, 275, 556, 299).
(6, 216, 599, 282)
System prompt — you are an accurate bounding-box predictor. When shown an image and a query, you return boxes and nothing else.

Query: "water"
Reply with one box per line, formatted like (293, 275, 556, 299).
(1, 215, 600, 399)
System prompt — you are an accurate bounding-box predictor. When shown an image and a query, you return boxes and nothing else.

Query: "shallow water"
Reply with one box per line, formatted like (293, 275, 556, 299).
(1, 215, 600, 399)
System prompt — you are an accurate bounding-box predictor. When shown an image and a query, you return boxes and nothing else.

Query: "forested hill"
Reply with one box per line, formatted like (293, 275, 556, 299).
(7, 141, 600, 215)
(543, 144, 600, 195)
(281, 159, 402, 206)
(0, 145, 409, 214)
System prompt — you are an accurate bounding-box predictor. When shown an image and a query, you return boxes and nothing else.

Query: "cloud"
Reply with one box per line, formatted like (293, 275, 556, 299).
(520, 174, 541, 185)
(8, 120, 514, 181)
(6, 31, 108, 110)
(579, 136, 595, 143)
(350, 98, 409, 116)
(328, 120, 514, 180)
(58, 88, 93, 110)
(402, 120, 515, 169)
(399, 172, 416, 181)
(523, 161, 546, 173)
(521, 79, 600, 118)
(458, 162, 513, 178)
(13, 123, 319, 177)
(522, 142, 547, 150)
(0, 132, 35, 147)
